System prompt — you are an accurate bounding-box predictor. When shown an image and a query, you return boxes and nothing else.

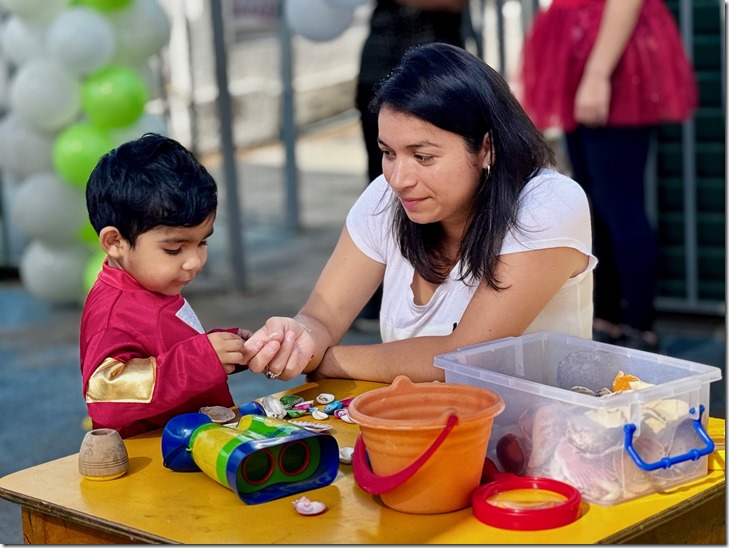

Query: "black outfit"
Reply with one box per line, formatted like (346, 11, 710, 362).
(565, 125, 658, 333)
(355, 0, 465, 319)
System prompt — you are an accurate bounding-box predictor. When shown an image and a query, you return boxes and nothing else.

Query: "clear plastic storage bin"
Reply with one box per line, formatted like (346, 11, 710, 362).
(433, 332, 722, 505)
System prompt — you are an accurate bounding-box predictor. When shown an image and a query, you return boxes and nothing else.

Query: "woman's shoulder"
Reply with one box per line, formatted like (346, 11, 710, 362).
(523, 168, 587, 204)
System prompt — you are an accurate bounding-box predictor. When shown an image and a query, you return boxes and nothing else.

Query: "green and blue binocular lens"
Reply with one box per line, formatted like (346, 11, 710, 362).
(163, 412, 339, 504)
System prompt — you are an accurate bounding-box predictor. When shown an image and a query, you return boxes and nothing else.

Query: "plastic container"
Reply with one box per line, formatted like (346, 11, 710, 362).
(348, 375, 504, 514)
(433, 332, 722, 506)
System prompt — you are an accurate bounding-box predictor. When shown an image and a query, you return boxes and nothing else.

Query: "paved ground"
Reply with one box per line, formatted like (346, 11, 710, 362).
(0, 117, 725, 544)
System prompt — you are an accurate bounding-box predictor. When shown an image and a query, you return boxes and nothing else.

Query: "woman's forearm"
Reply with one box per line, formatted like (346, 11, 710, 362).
(584, 0, 643, 78)
(314, 337, 454, 383)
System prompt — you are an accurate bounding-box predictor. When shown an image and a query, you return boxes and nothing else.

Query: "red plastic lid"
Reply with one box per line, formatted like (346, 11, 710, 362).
(472, 475, 582, 530)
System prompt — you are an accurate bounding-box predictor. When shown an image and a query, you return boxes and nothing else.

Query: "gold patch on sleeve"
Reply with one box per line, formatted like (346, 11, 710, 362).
(86, 357, 157, 403)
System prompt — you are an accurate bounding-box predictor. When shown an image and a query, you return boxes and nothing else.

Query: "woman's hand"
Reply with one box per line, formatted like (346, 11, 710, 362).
(574, 71, 611, 127)
(242, 317, 316, 380)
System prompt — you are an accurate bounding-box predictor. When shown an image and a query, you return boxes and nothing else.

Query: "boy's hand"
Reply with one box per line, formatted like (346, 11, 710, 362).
(207, 331, 247, 374)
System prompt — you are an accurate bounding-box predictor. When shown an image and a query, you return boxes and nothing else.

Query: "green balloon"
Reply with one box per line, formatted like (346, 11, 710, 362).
(77, 0, 132, 12)
(83, 249, 107, 294)
(77, 220, 99, 247)
(82, 65, 148, 128)
(53, 123, 116, 188)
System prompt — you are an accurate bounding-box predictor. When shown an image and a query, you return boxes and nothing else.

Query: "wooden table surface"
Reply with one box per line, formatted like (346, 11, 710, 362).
(0, 378, 725, 544)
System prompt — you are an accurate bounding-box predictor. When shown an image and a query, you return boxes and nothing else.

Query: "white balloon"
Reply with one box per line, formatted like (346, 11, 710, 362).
(47, 7, 117, 75)
(0, 0, 68, 26)
(0, 16, 48, 67)
(20, 240, 91, 306)
(285, 0, 354, 42)
(111, 111, 168, 145)
(11, 172, 87, 245)
(0, 113, 54, 177)
(324, 0, 368, 9)
(108, 0, 171, 65)
(9, 58, 82, 133)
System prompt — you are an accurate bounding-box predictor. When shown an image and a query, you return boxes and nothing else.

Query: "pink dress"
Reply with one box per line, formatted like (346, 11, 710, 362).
(520, 0, 698, 132)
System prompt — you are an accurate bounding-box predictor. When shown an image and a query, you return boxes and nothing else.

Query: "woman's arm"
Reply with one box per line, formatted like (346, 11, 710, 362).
(574, 0, 643, 126)
(312, 244, 588, 383)
(242, 226, 385, 379)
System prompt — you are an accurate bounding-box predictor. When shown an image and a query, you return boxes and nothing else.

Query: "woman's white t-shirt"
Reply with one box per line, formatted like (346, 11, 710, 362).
(345, 169, 597, 343)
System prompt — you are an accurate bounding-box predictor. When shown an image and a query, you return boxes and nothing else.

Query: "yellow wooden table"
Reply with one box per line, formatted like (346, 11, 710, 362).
(0, 379, 725, 544)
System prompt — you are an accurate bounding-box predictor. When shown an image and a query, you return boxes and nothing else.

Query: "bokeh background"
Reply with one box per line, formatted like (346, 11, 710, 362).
(0, 0, 724, 544)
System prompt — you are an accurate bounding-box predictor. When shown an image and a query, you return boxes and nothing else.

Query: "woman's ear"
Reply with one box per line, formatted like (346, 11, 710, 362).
(99, 227, 126, 259)
(481, 132, 494, 171)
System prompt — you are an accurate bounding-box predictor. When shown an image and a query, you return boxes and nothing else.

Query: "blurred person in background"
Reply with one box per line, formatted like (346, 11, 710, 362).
(519, 0, 698, 352)
(354, 0, 469, 324)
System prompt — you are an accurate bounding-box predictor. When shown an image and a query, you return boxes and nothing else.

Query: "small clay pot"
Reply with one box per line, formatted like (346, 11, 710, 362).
(78, 428, 129, 481)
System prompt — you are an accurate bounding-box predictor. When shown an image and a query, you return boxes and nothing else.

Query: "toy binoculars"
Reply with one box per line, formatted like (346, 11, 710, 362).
(162, 412, 339, 504)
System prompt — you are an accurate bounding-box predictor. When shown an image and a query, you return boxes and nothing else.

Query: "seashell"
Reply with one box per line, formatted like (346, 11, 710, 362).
(199, 405, 236, 424)
(280, 394, 305, 409)
(339, 412, 355, 424)
(612, 370, 642, 392)
(556, 350, 625, 393)
(569, 386, 596, 396)
(286, 409, 307, 418)
(323, 401, 343, 414)
(261, 395, 287, 419)
(551, 437, 620, 498)
(595, 388, 613, 397)
(339, 447, 354, 464)
(311, 409, 329, 420)
(316, 393, 335, 404)
(567, 412, 623, 454)
(334, 409, 356, 423)
(496, 433, 526, 475)
(617, 434, 664, 493)
(526, 404, 564, 469)
(288, 420, 333, 433)
(293, 400, 314, 410)
(293, 496, 327, 516)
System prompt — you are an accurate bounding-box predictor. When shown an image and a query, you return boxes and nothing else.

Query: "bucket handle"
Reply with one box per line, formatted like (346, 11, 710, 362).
(352, 414, 459, 495)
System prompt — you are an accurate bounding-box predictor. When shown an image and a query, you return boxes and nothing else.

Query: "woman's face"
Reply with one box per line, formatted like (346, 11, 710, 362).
(377, 107, 490, 236)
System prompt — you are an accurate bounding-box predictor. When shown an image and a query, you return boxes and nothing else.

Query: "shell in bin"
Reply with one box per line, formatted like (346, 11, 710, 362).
(433, 332, 722, 506)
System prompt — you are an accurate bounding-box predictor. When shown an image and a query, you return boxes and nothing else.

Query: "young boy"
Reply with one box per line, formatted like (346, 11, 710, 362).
(81, 133, 251, 438)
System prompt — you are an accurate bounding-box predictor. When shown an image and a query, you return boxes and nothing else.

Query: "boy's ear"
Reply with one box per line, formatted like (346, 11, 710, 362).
(99, 227, 127, 259)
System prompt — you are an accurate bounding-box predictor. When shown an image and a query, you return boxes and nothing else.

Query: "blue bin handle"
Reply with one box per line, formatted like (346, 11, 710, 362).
(623, 405, 715, 472)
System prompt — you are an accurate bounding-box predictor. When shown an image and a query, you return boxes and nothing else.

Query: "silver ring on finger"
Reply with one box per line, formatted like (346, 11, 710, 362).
(265, 370, 280, 380)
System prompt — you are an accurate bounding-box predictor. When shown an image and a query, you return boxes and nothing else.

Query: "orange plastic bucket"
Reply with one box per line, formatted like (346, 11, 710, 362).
(348, 375, 504, 514)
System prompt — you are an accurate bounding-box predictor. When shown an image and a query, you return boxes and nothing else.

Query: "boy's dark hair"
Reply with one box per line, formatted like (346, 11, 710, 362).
(86, 133, 218, 247)
(371, 43, 555, 289)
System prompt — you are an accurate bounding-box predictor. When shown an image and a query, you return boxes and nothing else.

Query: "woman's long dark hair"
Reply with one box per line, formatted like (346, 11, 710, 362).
(371, 43, 555, 289)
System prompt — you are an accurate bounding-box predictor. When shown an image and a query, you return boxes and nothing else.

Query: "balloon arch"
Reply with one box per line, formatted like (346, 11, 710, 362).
(0, 0, 367, 306)
(0, 0, 170, 305)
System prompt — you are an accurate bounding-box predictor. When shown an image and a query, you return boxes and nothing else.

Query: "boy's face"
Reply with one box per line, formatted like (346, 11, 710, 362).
(113, 213, 215, 296)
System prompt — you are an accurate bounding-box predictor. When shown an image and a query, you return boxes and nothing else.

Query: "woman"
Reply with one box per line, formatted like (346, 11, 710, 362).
(242, 43, 596, 383)
(519, 0, 697, 351)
